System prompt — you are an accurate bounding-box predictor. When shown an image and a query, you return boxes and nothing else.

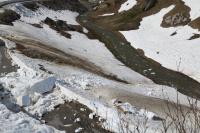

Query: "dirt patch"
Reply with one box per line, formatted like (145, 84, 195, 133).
(0, 39, 5, 47)
(0, 9, 20, 25)
(42, 100, 111, 133)
(189, 17, 200, 31)
(43, 17, 84, 38)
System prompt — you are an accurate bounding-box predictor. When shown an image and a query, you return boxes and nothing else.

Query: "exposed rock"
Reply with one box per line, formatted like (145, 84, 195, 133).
(0, 39, 5, 47)
(188, 34, 200, 40)
(44, 17, 71, 38)
(0, 10, 20, 25)
(164, 13, 190, 27)
(44, 17, 84, 38)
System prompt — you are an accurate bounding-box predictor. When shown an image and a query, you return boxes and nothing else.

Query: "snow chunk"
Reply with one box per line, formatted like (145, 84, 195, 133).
(89, 112, 96, 119)
(75, 127, 83, 133)
(30, 76, 56, 94)
(118, 0, 137, 12)
(17, 95, 31, 107)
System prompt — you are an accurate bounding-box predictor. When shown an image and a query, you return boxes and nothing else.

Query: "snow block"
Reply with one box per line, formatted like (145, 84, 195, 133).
(17, 95, 31, 107)
(30, 76, 56, 94)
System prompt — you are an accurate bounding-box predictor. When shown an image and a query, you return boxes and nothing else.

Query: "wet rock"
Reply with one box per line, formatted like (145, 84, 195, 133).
(0, 10, 20, 25)
(44, 17, 72, 38)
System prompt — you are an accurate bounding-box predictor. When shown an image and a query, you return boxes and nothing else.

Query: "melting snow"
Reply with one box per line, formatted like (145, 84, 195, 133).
(120, 5, 200, 81)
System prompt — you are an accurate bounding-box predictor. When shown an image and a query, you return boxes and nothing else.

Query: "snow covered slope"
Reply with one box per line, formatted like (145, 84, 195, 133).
(121, 5, 200, 81)
(0, 3, 152, 84)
